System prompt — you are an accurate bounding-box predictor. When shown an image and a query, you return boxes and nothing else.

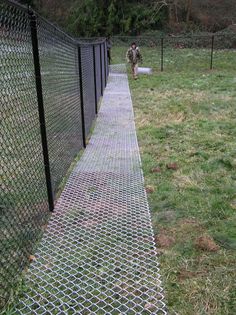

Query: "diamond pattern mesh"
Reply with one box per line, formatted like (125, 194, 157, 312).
(1, 0, 108, 310)
(81, 45, 96, 137)
(95, 44, 102, 104)
(0, 0, 49, 307)
(14, 65, 166, 315)
(37, 17, 83, 194)
(104, 41, 109, 80)
(101, 44, 106, 92)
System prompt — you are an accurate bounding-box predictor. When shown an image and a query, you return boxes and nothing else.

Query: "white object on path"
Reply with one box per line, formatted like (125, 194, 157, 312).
(138, 67, 152, 74)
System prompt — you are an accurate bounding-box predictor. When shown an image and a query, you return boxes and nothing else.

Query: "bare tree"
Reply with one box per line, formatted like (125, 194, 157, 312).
(150, 0, 178, 24)
(151, 0, 193, 23)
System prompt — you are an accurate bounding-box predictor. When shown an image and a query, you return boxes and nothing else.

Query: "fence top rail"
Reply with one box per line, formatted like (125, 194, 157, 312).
(77, 38, 107, 46)
(3, 0, 107, 47)
(2, 0, 29, 12)
(34, 12, 77, 44)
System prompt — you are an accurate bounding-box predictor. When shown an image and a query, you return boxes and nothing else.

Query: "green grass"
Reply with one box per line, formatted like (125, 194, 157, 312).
(112, 46, 236, 314)
(111, 45, 236, 72)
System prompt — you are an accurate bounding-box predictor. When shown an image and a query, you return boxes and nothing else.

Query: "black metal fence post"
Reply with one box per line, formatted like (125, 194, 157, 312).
(210, 35, 215, 70)
(93, 45, 98, 114)
(161, 37, 164, 72)
(29, 9, 54, 212)
(105, 39, 109, 78)
(104, 41, 107, 87)
(100, 43, 104, 96)
(78, 45, 87, 148)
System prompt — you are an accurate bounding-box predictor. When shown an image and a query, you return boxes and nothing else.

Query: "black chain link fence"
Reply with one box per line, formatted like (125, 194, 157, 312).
(112, 34, 236, 71)
(80, 45, 96, 137)
(0, 0, 108, 310)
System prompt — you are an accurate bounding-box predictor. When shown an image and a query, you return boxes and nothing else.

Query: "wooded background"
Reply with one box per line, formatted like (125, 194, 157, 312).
(18, 0, 236, 37)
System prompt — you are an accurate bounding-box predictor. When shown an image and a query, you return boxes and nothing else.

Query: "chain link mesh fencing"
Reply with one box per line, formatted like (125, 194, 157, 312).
(0, 1, 49, 309)
(37, 16, 83, 194)
(112, 34, 236, 72)
(0, 0, 108, 309)
(101, 43, 106, 90)
(80, 45, 96, 137)
(95, 43, 102, 105)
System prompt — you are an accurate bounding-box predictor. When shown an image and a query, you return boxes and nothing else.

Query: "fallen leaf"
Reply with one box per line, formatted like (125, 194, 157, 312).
(29, 255, 36, 262)
(145, 185, 155, 193)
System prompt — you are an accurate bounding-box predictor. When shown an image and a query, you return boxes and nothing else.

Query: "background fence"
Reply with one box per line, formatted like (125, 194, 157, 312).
(0, 0, 108, 309)
(112, 34, 236, 71)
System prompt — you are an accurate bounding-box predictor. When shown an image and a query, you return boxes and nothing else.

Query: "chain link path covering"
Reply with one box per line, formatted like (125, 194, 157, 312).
(14, 65, 166, 315)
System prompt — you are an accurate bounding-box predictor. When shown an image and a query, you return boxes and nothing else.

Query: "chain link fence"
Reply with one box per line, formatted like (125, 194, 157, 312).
(112, 34, 236, 71)
(0, 0, 108, 309)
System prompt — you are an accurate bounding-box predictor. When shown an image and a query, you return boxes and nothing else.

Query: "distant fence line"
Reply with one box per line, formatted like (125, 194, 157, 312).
(0, 0, 108, 309)
(112, 34, 236, 71)
(112, 33, 236, 48)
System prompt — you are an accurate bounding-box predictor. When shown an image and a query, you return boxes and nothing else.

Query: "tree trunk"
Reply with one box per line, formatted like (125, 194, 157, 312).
(168, 1, 179, 24)
(186, 0, 192, 22)
(174, 1, 178, 23)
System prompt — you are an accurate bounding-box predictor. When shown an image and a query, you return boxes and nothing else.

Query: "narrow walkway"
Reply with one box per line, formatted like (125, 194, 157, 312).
(15, 65, 166, 315)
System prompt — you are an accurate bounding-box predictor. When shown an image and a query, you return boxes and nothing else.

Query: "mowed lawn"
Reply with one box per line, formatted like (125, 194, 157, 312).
(112, 46, 236, 315)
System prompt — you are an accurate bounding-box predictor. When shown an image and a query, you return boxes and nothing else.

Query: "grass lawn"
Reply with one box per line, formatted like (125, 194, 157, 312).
(112, 46, 236, 314)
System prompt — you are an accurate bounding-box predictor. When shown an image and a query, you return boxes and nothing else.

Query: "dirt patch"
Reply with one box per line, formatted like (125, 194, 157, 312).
(155, 231, 175, 248)
(151, 166, 161, 173)
(179, 218, 201, 226)
(177, 268, 206, 282)
(178, 269, 197, 281)
(195, 235, 220, 252)
(166, 162, 178, 170)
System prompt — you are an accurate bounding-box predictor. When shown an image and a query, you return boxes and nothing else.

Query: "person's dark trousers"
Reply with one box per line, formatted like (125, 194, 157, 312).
(107, 50, 111, 64)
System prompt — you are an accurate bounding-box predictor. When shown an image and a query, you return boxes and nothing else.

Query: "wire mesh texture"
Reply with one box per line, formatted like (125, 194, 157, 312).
(95, 44, 102, 104)
(37, 16, 83, 194)
(112, 34, 236, 71)
(0, 0, 49, 308)
(14, 64, 167, 315)
(0, 0, 108, 310)
(100, 43, 106, 90)
(80, 44, 96, 137)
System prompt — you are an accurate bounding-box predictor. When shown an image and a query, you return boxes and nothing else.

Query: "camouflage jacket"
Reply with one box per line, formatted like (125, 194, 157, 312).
(126, 47, 143, 64)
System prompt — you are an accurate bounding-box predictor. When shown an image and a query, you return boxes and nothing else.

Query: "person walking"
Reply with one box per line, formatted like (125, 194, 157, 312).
(126, 42, 142, 79)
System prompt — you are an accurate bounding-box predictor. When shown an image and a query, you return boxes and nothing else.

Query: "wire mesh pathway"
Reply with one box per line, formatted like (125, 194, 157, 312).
(14, 65, 166, 315)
